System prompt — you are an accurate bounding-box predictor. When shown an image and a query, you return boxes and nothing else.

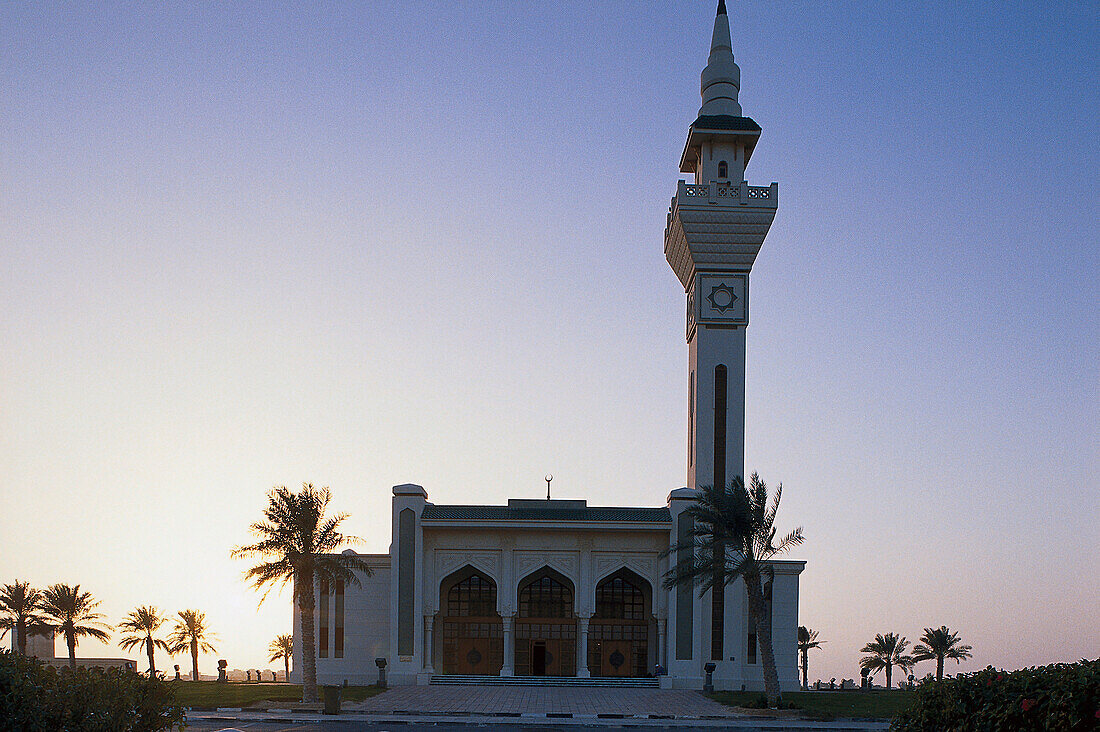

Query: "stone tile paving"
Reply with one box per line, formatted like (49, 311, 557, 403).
(346, 684, 742, 717)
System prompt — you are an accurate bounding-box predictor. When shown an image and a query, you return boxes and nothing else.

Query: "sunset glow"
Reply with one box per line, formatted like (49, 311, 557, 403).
(2, 1, 1097, 685)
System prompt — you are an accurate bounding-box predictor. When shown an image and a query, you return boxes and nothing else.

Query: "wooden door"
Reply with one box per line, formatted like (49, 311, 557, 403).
(456, 639, 490, 674)
(601, 641, 633, 677)
(543, 639, 561, 676)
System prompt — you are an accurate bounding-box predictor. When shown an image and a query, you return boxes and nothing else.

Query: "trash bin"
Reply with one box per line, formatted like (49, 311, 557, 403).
(322, 685, 342, 715)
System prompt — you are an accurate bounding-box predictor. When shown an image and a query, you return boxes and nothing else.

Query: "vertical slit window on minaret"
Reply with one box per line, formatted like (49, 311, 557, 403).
(718, 161, 728, 179)
(714, 365, 728, 490)
(334, 580, 344, 658)
(689, 376, 695, 467)
(318, 578, 329, 658)
(711, 570, 724, 660)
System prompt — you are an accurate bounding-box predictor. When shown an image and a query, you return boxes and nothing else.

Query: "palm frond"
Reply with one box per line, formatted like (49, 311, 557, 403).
(39, 584, 112, 646)
(78, 626, 112, 644)
(268, 633, 293, 663)
(661, 474, 803, 599)
(233, 483, 371, 613)
(798, 626, 825, 651)
(913, 625, 972, 664)
(165, 608, 219, 654)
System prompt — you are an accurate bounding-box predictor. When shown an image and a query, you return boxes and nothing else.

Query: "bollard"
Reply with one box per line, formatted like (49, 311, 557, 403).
(322, 685, 341, 715)
(375, 657, 388, 689)
(703, 662, 716, 693)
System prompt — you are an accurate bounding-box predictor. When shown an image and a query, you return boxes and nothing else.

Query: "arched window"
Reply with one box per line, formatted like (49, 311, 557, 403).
(519, 575, 574, 618)
(718, 160, 728, 179)
(590, 570, 651, 677)
(447, 573, 497, 617)
(595, 576, 645, 620)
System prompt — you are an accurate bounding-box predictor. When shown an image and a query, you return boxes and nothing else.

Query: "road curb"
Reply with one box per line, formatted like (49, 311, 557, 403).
(187, 709, 892, 730)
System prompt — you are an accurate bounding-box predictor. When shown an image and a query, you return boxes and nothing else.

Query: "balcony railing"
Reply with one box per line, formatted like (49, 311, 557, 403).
(676, 180, 778, 207)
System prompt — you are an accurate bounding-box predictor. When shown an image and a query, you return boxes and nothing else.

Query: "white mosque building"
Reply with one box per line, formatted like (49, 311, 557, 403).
(294, 3, 804, 691)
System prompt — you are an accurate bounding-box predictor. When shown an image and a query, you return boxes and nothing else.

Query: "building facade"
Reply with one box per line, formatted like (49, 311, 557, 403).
(294, 3, 804, 691)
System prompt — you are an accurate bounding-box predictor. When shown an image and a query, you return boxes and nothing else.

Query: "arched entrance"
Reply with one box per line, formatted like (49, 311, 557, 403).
(439, 566, 503, 675)
(589, 568, 652, 677)
(515, 568, 577, 676)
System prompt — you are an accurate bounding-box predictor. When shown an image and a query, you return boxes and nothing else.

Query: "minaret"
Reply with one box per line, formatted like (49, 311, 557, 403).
(665, 1, 778, 494)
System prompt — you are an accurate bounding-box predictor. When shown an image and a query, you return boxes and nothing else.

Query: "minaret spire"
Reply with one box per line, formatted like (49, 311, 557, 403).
(700, 0, 741, 116)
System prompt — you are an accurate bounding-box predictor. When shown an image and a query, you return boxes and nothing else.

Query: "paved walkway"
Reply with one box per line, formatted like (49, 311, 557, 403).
(346, 684, 739, 717)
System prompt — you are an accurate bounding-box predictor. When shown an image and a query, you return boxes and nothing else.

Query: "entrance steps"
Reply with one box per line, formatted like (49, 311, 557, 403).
(429, 674, 659, 688)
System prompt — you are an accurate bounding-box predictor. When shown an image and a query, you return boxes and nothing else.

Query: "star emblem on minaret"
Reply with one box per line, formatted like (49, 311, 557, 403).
(706, 282, 738, 312)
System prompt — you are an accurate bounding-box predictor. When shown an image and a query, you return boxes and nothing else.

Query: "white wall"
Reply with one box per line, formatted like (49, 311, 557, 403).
(292, 556, 391, 686)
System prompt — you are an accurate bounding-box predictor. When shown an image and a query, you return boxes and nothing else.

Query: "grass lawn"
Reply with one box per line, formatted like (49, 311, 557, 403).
(169, 681, 386, 709)
(708, 689, 916, 720)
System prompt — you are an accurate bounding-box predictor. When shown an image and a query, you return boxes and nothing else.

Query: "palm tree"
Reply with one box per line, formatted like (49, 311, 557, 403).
(166, 609, 217, 682)
(231, 483, 373, 702)
(860, 632, 915, 690)
(39, 584, 111, 669)
(662, 473, 804, 707)
(118, 606, 171, 678)
(0, 581, 51, 655)
(912, 626, 972, 681)
(269, 633, 293, 682)
(797, 626, 824, 690)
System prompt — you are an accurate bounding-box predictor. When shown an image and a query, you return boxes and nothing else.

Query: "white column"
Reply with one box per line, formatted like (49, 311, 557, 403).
(501, 614, 515, 676)
(423, 615, 435, 673)
(658, 617, 668, 668)
(577, 616, 591, 678)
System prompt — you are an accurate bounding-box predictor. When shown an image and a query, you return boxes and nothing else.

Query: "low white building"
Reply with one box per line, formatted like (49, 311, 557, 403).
(10, 633, 135, 672)
(294, 2, 804, 692)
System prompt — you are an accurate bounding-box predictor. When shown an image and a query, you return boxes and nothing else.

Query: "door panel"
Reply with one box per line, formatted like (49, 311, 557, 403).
(544, 640, 561, 676)
(601, 641, 633, 677)
(456, 639, 490, 675)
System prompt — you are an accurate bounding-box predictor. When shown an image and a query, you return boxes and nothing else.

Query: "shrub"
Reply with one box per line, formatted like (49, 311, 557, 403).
(891, 658, 1099, 731)
(0, 650, 186, 731)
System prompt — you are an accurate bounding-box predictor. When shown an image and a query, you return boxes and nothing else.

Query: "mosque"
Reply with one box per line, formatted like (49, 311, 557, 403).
(294, 3, 805, 691)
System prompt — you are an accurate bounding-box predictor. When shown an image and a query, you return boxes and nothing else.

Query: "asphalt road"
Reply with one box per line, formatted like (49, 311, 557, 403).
(187, 724, 712, 732)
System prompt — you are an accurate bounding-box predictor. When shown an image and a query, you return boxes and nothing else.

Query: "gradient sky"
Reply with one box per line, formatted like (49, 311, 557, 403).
(2, 1, 1097, 683)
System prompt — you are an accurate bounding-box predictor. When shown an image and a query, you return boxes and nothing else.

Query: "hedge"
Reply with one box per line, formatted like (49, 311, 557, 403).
(0, 651, 185, 732)
(891, 658, 1098, 731)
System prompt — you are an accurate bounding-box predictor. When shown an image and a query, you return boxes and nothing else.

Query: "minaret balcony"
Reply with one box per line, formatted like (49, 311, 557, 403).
(664, 180, 779, 290)
(674, 180, 777, 209)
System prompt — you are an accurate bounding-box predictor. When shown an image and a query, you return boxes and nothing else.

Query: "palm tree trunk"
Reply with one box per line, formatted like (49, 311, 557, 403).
(745, 575, 781, 706)
(885, 663, 892, 690)
(936, 655, 943, 682)
(146, 638, 156, 678)
(191, 638, 200, 682)
(298, 573, 318, 703)
(801, 648, 808, 690)
(16, 621, 26, 656)
(284, 653, 290, 683)
(67, 631, 76, 669)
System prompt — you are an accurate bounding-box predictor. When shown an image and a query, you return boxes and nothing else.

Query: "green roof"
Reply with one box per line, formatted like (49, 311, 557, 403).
(420, 505, 671, 523)
(690, 115, 761, 132)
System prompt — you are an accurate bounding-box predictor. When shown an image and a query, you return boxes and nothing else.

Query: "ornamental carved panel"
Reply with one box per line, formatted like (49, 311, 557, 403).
(513, 550, 579, 585)
(426, 550, 502, 613)
(593, 553, 659, 588)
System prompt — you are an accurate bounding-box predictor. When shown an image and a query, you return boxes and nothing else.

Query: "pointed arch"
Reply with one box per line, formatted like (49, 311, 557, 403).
(440, 565, 499, 619)
(517, 566, 575, 619)
(594, 568, 652, 620)
(589, 568, 654, 678)
(438, 565, 502, 675)
(514, 567, 578, 677)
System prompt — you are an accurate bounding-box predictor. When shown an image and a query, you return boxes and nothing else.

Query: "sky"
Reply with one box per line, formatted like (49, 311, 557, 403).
(1, 1, 1097, 684)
